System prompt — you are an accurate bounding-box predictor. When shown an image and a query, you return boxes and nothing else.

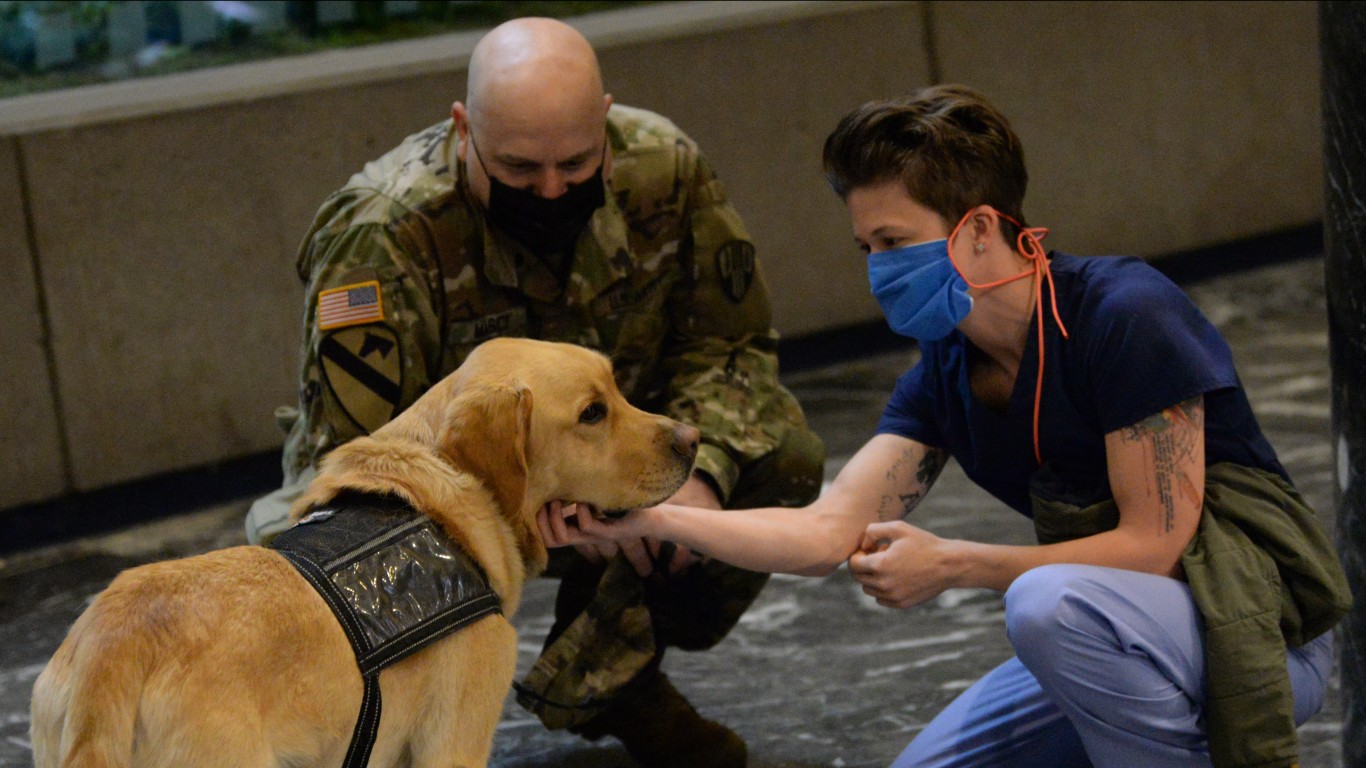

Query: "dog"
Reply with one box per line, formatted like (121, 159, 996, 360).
(30, 337, 700, 768)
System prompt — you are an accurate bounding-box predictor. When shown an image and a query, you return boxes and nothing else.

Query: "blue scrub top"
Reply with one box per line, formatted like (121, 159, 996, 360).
(876, 253, 1287, 516)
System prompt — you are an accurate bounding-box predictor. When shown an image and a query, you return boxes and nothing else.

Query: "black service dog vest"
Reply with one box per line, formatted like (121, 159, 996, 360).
(269, 491, 502, 768)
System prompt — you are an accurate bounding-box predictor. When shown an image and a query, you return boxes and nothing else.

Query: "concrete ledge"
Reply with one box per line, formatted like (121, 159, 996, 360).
(0, 1, 895, 135)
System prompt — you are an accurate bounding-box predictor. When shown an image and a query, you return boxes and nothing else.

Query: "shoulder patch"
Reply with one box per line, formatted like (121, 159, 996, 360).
(320, 324, 402, 434)
(318, 280, 385, 330)
(715, 240, 756, 304)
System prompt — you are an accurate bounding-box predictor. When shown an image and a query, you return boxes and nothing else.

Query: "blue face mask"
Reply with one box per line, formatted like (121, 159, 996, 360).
(867, 238, 973, 341)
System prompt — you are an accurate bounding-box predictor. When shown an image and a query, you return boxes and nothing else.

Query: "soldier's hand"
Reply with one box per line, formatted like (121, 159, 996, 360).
(668, 472, 723, 510)
(618, 538, 656, 577)
(613, 537, 699, 578)
(633, 473, 717, 574)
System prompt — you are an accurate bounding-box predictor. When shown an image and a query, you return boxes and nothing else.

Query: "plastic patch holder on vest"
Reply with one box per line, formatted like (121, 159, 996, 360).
(269, 490, 502, 768)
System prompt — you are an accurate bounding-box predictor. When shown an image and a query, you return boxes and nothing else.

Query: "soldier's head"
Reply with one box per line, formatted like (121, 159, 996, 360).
(452, 17, 612, 254)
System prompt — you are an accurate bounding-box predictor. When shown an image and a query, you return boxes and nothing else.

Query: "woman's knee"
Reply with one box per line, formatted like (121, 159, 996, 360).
(1005, 565, 1084, 638)
(1003, 564, 1121, 667)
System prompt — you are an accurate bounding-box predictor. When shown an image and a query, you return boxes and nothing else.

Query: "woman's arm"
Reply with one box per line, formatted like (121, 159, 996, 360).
(851, 397, 1205, 607)
(540, 434, 949, 576)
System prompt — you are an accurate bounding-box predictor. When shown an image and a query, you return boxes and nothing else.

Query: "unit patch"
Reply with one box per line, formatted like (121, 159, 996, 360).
(320, 324, 402, 434)
(715, 239, 755, 303)
(318, 280, 385, 330)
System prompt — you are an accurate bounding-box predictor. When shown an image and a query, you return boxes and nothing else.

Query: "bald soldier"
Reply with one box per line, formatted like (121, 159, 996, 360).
(245, 16, 823, 767)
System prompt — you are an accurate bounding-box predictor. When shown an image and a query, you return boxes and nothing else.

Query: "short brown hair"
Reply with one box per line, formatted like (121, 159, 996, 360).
(822, 84, 1029, 237)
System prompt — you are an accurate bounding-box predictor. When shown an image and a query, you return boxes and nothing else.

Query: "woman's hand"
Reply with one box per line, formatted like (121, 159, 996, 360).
(536, 499, 651, 545)
(536, 501, 692, 576)
(535, 501, 612, 562)
(847, 520, 959, 609)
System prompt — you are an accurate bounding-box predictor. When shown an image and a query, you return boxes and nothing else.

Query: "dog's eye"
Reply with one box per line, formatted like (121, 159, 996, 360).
(579, 403, 607, 424)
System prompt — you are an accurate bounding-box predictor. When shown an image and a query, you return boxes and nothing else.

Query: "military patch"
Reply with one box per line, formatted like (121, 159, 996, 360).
(715, 240, 756, 303)
(318, 280, 384, 330)
(319, 324, 402, 434)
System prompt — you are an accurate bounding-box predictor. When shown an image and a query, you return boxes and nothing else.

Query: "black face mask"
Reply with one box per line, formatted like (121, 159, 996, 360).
(470, 134, 606, 257)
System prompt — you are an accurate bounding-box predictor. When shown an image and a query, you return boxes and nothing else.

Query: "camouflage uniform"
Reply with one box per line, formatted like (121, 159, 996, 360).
(272, 104, 824, 729)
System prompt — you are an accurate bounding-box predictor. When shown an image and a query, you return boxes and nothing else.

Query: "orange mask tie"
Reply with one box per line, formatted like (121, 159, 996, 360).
(946, 209, 1070, 465)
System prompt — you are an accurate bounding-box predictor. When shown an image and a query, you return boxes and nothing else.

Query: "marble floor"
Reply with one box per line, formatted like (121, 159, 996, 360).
(0, 255, 1344, 767)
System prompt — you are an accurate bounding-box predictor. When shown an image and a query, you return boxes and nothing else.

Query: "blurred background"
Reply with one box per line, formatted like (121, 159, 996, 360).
(0, 1, 650, 96)
(0, 0, 1326, 541)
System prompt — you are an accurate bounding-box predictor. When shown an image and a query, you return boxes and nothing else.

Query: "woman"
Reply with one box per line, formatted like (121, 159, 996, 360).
(539, 84, 1349, 768)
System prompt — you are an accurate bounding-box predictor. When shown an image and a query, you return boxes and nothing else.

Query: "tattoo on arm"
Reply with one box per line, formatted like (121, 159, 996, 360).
(1119, 396, 1204, 533)
(878, 447, 948, 521)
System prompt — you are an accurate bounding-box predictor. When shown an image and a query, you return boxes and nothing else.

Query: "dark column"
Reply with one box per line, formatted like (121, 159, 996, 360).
(1324, 1, 1366, 764)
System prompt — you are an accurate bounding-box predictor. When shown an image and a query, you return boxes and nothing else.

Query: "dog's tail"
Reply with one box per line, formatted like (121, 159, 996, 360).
(32, 587, 150, 768)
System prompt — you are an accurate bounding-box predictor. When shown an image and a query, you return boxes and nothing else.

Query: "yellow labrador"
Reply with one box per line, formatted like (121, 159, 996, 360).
(31, 338, 699, 768)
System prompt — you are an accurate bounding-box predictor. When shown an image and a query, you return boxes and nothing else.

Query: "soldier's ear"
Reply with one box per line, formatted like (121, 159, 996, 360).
(601, 94, 613, 178)
(452, 102, 470, 159)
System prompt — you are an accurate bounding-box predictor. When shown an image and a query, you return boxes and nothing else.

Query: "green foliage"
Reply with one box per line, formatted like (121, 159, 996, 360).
(0, 0, 658, 99)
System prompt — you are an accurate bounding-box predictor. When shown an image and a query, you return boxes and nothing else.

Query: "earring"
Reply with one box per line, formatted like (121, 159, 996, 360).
(974, 243, 986, 253)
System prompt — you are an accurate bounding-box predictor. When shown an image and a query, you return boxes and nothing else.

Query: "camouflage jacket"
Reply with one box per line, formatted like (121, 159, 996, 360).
(281, 104, 811, 501)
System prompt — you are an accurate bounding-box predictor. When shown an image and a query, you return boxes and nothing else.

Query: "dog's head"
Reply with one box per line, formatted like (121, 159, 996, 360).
(444, 338, 699, 510)
(386, 338, 699, 571)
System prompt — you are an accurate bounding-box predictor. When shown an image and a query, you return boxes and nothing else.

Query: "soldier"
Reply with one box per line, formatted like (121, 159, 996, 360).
(245, 16, 824, 767)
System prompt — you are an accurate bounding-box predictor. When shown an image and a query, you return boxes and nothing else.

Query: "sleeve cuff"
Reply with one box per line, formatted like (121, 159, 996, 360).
(692, 443, 740, 505)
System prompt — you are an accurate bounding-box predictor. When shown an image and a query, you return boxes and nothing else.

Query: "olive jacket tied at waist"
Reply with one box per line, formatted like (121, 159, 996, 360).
(1030, 462, 1352, 768)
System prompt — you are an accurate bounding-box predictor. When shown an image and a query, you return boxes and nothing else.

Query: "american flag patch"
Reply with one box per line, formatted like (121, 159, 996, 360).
(317, 281, 384, 330)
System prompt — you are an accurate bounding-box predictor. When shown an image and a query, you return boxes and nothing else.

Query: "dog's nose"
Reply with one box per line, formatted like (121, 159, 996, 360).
(673, 423, 701, 459)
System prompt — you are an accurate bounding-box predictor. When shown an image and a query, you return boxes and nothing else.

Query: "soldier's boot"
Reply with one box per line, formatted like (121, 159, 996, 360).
(573, 669, 747, 768)
(547, 557, 746, 767)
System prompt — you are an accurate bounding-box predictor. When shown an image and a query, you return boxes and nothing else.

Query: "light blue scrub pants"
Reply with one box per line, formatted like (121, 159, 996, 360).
(892, 564, 1334, 768)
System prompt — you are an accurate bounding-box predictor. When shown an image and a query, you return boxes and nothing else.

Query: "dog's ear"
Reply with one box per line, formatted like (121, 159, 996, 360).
(439, 384, 532, 517)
